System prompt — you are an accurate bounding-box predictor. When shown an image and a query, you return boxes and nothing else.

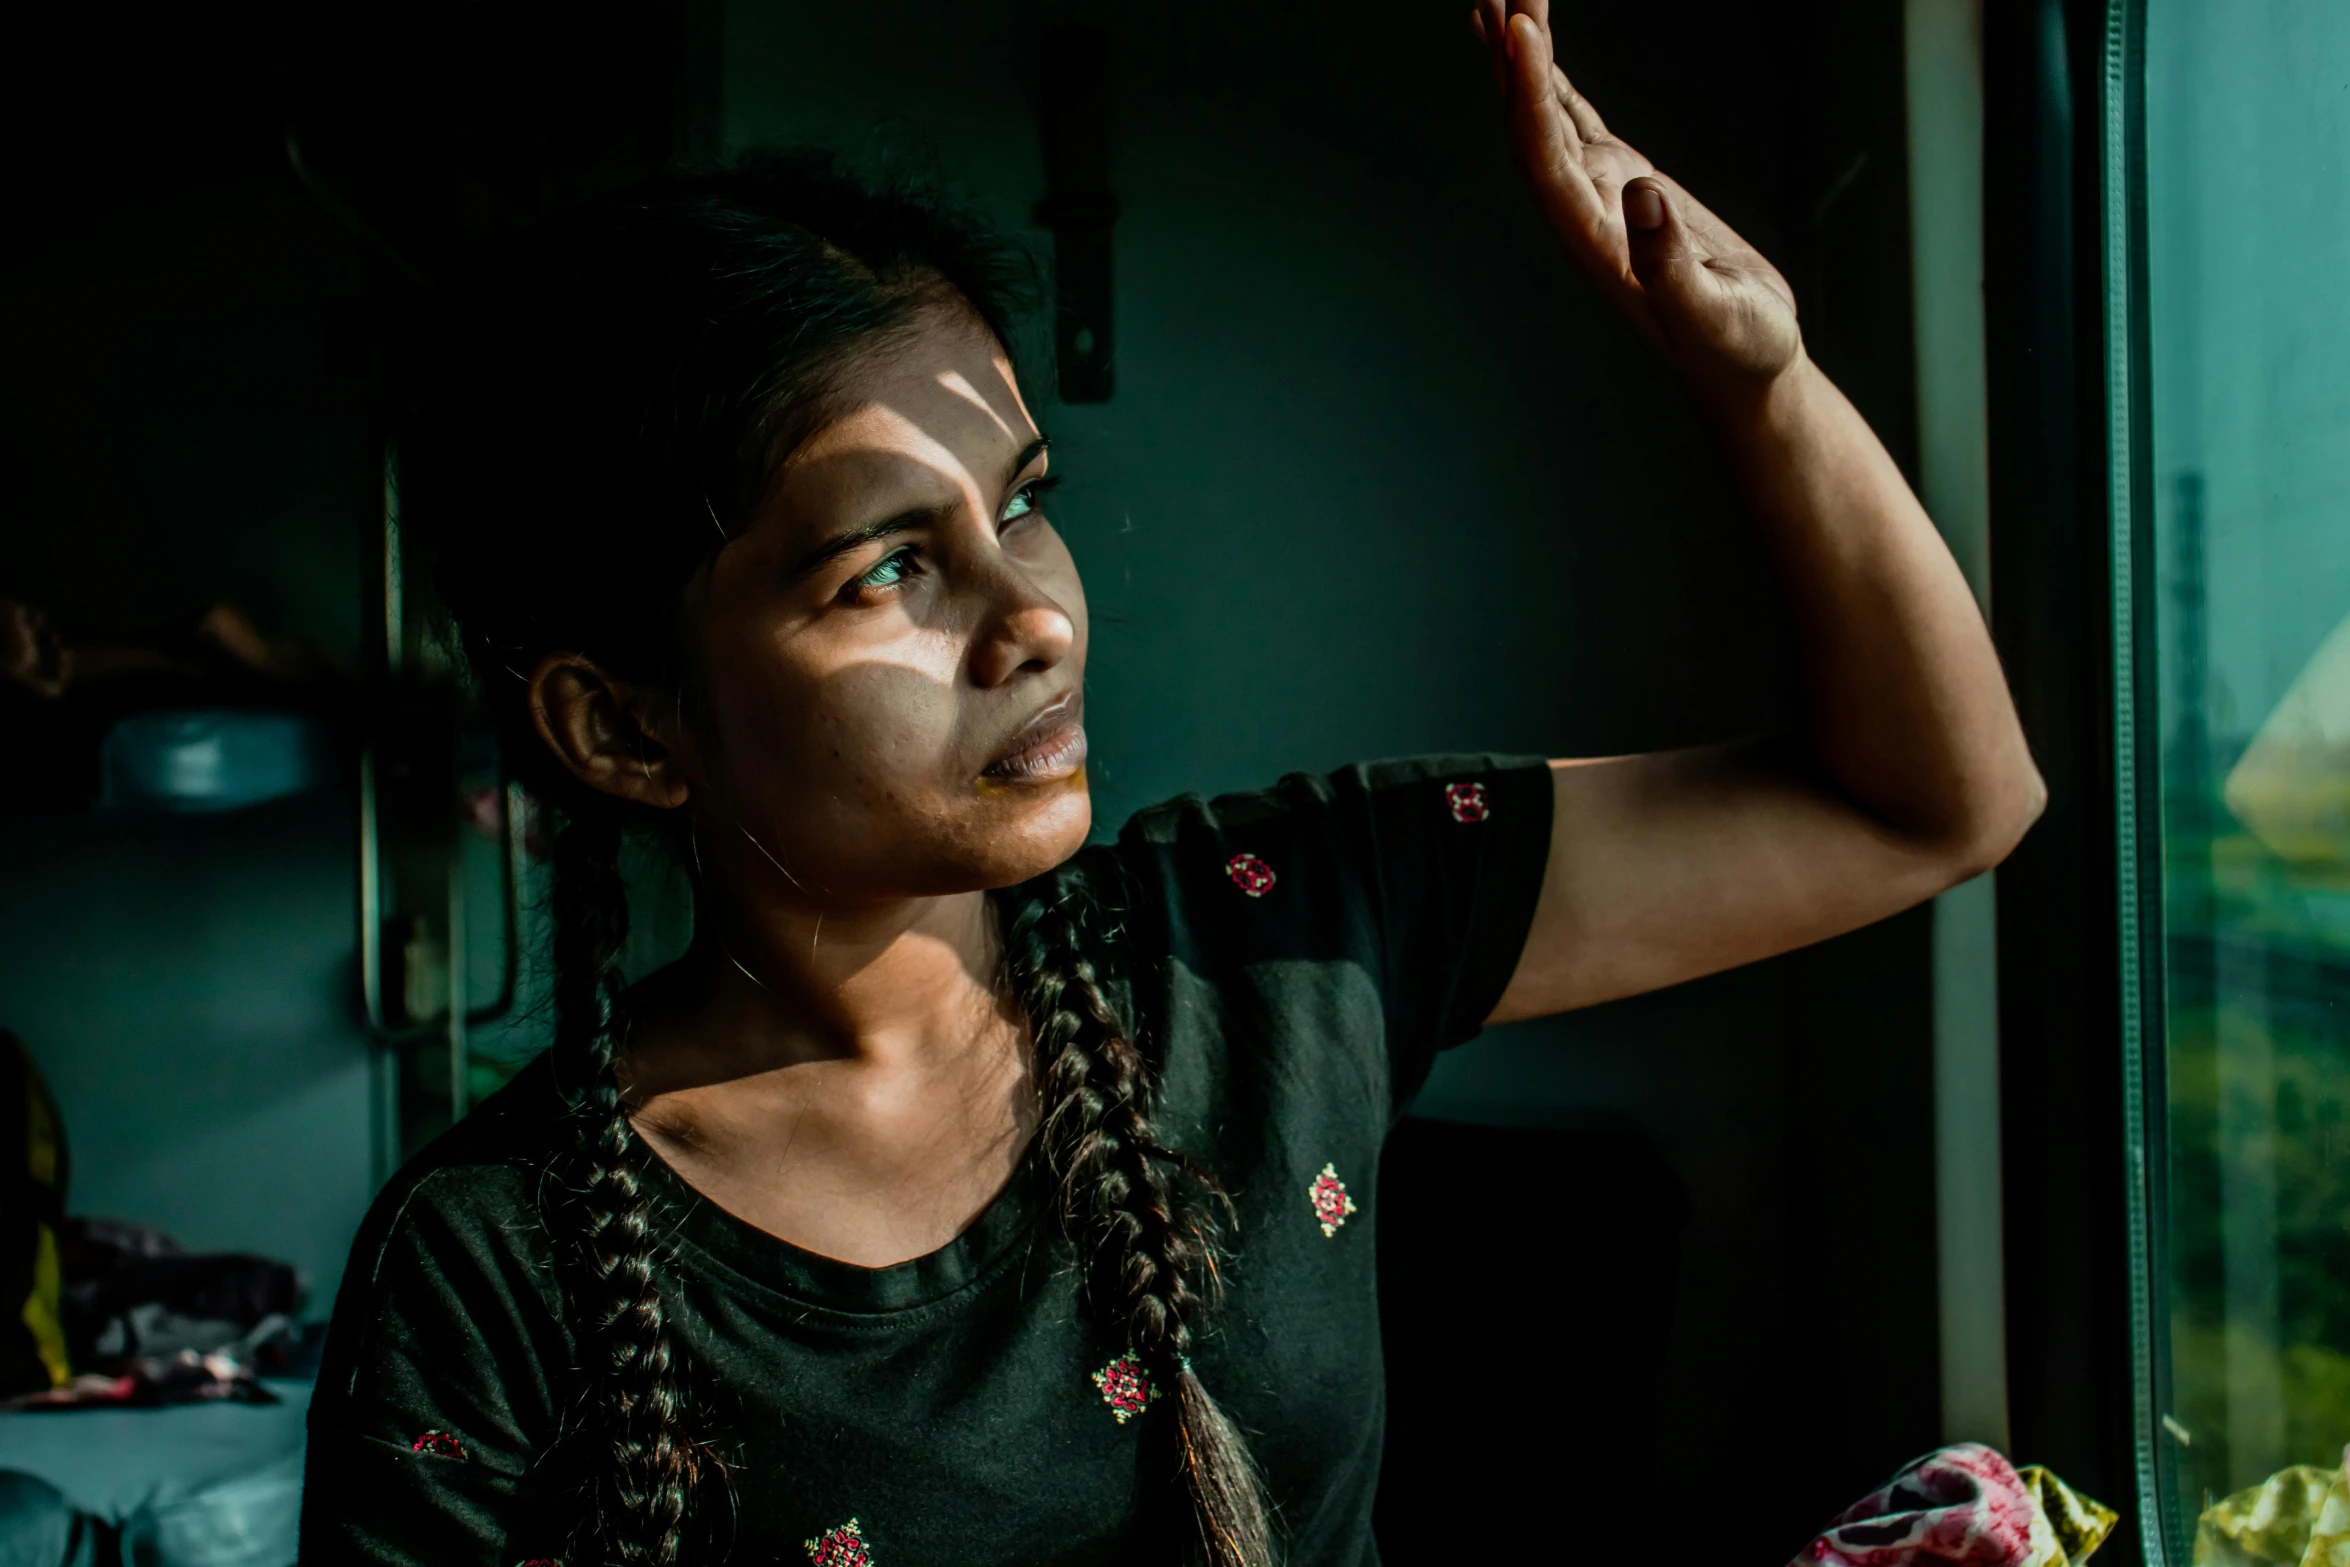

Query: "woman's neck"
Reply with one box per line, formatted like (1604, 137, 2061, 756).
(615, 885, 1040, 1268)
(624, 886, 1016, 1094)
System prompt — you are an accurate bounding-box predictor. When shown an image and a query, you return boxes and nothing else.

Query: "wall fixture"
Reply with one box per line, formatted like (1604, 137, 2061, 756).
(1035, 25, 1118, 404)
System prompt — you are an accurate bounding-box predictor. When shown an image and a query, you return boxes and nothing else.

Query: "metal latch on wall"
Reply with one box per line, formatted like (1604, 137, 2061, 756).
(1035, 25, 1117, 404)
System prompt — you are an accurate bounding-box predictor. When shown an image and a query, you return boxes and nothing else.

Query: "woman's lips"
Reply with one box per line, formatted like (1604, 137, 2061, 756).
(982, 698, 1088, 784)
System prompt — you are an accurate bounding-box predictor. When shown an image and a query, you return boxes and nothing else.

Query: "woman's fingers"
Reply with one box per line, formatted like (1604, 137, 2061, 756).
(1549, 64, 1612, 147)
(1649, 170, 1799, 314)
(1472, 1, 1672, 315)
(1626, 177, 1803, 380)
(1624, 179, 1695, 281)
(1622, 178, 1720, 361)
(1502, 17, 1571, 168)
(1465, 9, 1802, 379)
(1469, 1, 1510, 100)
(1473, 4, 1596, 169)
(1511, 17, 1624, 239)
(1541, 60, 1657, 208)
(1625, 177, 1749, 326)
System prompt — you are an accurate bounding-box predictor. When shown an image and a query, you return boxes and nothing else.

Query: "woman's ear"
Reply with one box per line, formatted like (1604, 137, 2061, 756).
(526, 653, 692, 810)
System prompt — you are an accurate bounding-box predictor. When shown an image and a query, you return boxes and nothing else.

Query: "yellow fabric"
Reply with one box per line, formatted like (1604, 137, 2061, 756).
(19, 1222, 69, 1389)
(2196, 1458, 2350, 1567)
(2018, 1464, 2121, 1566)
(12, 1042, 69, 1388)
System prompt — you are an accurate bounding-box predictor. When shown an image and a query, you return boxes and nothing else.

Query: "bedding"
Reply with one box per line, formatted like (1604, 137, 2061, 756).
(0, 1377, 307, 1567)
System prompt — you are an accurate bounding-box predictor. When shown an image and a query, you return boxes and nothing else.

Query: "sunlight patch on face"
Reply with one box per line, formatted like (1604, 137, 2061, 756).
(933, 367, 1019, 448)
(810, 641, 960, 686)
(836, 404, 983, 505)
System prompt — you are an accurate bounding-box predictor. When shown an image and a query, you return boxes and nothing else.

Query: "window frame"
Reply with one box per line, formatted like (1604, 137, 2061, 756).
(2095, 0, 2179, 1559)
(1984, 0, 2162, 1562)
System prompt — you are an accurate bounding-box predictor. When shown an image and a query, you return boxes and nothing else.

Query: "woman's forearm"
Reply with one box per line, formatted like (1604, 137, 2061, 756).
(1481, 4, 2046, 1022)
(1712, 354, 2044, 864)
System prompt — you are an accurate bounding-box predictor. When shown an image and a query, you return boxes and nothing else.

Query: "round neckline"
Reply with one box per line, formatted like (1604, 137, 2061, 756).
(629, 1130, 1053, 1316)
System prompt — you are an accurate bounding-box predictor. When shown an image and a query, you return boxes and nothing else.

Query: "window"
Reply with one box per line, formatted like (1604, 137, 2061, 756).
(2117, 0, 2350, 1555)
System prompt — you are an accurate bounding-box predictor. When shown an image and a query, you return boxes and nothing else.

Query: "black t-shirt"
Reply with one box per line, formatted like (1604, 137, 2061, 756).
(300, 755, 1553, 1567)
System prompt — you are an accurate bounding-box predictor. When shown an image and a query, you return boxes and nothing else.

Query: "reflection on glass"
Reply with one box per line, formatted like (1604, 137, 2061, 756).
(2143, 0, 2350, 1555)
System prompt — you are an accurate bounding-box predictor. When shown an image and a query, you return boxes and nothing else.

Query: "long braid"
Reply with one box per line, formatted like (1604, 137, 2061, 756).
(1000, 872, 1276, 1567)
(551, 817, 701, 1566)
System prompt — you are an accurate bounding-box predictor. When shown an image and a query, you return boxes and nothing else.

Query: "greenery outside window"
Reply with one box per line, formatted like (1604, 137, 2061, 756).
(2112, 0, 2350, 1558)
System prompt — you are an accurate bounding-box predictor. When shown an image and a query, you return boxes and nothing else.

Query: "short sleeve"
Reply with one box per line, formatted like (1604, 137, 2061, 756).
(1112, 753, 1554, 1112)
(300, 1161, 572, 1567)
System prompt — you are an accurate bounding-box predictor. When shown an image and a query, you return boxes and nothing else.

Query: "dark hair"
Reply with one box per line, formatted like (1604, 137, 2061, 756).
(403, 151, 1273, 1567)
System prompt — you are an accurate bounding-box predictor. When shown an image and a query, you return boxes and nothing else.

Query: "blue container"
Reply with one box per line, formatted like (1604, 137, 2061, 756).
(99, 709, 331, 813)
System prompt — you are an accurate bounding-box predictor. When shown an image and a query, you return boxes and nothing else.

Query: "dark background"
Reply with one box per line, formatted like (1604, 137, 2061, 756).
(0, 1, 1947, 1557)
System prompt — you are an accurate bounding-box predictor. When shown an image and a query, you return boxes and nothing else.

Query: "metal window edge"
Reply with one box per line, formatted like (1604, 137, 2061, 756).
(2100, 0, 2170, 1560)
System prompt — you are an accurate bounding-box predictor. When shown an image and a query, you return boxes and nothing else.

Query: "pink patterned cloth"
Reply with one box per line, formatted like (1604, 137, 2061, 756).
(1792, 1445, 2114, 1567)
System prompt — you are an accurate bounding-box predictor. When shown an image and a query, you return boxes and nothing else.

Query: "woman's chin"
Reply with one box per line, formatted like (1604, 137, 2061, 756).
(967, 769, 1093, 885)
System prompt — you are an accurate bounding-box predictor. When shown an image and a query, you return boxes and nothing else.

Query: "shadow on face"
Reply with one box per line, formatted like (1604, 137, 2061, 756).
(665, 301, 1094, 907)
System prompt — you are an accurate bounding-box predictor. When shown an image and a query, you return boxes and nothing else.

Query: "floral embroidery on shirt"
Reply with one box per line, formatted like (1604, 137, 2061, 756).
(409, 1429, 469, 1460)
(1445, 780, 1491, 823)
(1091, 1352, 1160, 1423)
(1226, 852, 1276, 897)
(514, 1559, 563, 1566)
(1307, 1163, 1358, 1237)
(804, 1519, 874, 1567)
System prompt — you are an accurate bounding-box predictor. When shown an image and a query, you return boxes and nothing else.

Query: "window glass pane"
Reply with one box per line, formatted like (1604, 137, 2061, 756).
(2143, 0, 2350, 1542)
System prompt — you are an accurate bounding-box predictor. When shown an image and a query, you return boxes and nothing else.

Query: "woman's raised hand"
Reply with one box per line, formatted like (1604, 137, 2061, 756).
(1472, 0, 1802, 397)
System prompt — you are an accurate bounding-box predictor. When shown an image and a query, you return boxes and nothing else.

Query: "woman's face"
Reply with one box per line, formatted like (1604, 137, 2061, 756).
(664, 303, 1090, 906)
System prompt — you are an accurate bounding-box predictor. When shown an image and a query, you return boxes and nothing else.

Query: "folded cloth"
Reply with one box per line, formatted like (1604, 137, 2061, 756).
(60, 1220, 301, 1366)
(1793, 1444, 2119, 1567)
(2195, 1448, 2350, 1567)
(0, 1344, 281, 1412)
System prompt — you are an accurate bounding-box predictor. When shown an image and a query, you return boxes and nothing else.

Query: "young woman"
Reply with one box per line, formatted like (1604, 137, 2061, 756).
(300, 6, 2044, 1565)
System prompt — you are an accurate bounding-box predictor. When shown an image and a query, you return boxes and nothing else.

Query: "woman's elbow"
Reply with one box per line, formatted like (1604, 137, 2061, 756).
(1943, 760, 2049, 881)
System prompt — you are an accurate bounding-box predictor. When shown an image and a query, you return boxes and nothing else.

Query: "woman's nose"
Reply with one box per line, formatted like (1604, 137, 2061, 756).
(968, 572, 1076, 689)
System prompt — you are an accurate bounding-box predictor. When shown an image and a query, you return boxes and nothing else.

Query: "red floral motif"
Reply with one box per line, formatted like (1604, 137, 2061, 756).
(409, 1429, 468, 1460)
(514, 1559, 563, 1566)
(1307, 1163, 1358, 1237)
(1226, 852, 1276, 897)
(1445, 781, 1491, 823)
(804, 1519, 874, 1567)
(1091, 1352, 1160, 1424)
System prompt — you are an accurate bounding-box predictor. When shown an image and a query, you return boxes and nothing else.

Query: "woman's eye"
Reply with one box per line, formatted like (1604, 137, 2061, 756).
(852, 546, 920, 594)
(1001, 475, 1060, 526)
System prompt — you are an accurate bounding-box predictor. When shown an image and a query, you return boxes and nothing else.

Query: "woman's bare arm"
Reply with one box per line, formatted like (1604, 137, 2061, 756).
(1478, 0, 2044, 1022)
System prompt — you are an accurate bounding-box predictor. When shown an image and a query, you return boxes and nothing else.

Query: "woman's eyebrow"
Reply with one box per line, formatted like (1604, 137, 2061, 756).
(785, 435, 1053, 582)
(785, 507, 942, 581)
(1005, 433, 1051, 487)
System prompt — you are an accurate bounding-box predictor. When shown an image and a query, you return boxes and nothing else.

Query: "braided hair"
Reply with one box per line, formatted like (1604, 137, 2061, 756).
(546, 815, 700, 1562)
(403, 152, 1275, 1567)
(1003, 868, 1269, 1562)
